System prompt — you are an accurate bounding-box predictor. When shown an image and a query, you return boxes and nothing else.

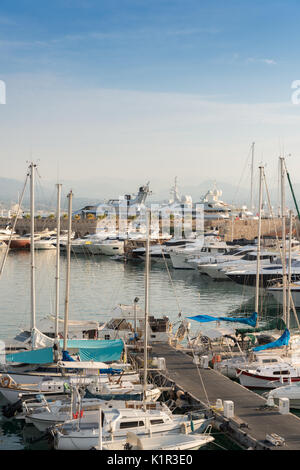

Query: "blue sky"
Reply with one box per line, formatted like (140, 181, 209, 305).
(1, 0, 296, 98)
(1, 0, 300, 197)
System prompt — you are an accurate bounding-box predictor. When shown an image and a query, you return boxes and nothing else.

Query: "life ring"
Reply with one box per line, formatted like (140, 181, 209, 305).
(1, 376, 12, 388)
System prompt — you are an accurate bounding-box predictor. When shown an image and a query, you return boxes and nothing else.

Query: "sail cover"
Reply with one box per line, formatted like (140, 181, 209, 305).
(58, 338, 124, 349)
(252, 328, 290, 352)
(32, 328, 55, 349)
(78, 339, 124, 362)
(6, 347, 54, 364)
(187, 311, 257, 327)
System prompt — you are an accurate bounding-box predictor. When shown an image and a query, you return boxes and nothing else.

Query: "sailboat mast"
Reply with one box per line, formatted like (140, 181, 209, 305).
(280, 157, 287, 325)
(250, 142, 255, 211)
(255, 165, 263, 323)
(143, 209, 150, 405)
(287, 210, 292, 331)
(30, 162, 37, 339)
(63, 190, 73, 352)
(55, 183, 62, 339)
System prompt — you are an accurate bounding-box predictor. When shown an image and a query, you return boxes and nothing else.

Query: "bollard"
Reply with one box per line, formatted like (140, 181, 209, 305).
(157, 357, 166, 370)
(152, 357, 158, 367)
(200, 355, 209, 369)
(223, 400, 234, 418)
(216, 399, 223, 410)
(267, 395, 275, 407)
(279, 398, 290, 415)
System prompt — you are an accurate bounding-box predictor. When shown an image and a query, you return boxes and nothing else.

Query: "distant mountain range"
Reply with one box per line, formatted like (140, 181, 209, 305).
(0, 176, 298, 212)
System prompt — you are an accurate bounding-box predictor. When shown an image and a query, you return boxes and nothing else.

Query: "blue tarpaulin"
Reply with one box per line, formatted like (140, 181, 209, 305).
(62, 350, 75, 361)
(58, 339, 123, 349)
(79, 340, 124, 362)
(187, 311, 257, 327)
(6, 347, 54, 364)
(253, 328, 290, 352)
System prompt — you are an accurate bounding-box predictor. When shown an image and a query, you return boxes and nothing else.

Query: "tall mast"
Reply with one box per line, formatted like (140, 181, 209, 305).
(287, 210, 292, 331)
(30, 162, 37, 343)
(255, 165, 263, 325)
(280, 157, 287, 326)
(143, 209, 150, 407)
(63, 190, 73, 352)
(55, 183, 62, 339)
(250, 142, 255, 211)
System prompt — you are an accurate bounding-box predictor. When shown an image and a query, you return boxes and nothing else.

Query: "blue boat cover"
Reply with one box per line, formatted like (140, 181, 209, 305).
(187, 311, 257, 327)
(253, 328, 290, 352)
(79, 340, 124, 362)
(6, 347, 53, 364)
(99, 368, 123, 375)
(62, 350, 75, 361)
(58, 339, 124, 349)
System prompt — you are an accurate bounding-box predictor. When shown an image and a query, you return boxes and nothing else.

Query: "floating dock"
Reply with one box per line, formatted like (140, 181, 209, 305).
(150, 343, 300, 450)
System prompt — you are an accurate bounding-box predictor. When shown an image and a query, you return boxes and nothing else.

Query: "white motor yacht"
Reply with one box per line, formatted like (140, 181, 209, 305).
(169, 237, 229, 270)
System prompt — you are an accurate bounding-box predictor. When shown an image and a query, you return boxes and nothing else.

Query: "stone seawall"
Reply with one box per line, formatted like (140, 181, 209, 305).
(210, 217, 295, 241)
(0, 216, 298, 241)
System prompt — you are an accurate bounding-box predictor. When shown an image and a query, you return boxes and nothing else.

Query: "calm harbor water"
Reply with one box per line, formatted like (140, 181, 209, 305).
(0, 249, 285, 450)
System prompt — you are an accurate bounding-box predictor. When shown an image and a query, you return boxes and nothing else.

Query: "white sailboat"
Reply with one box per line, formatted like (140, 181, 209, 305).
(51, 404, 210, 450)
(235, 160, 300, 388)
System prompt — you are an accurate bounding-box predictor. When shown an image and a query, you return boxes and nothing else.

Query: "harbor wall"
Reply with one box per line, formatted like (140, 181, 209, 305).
(210, 217, 294, 242)
(0, 216, 297, 241)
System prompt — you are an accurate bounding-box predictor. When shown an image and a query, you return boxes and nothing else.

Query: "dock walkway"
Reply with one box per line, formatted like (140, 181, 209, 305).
(151, 343, 300, 450)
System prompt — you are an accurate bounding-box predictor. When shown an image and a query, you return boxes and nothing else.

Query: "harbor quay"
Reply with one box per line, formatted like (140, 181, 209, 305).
(0, 215, 290, 242)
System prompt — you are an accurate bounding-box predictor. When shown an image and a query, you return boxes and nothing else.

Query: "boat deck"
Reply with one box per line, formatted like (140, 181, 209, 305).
(151, 343, 300, 450)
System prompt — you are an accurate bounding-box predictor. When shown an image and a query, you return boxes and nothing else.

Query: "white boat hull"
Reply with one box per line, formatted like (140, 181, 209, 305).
(199, 265, 230, 280)
(237, 369, 300, 389)
(169, 252, 195, 270)
(268, 287, 300, 308)
(54, 418, 208, 450)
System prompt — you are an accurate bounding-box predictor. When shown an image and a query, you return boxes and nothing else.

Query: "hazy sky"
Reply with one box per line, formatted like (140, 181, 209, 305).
(1, 0, 300, 192)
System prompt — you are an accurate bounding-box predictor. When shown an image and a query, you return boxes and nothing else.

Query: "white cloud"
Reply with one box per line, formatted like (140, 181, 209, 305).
(246, 57, 277, 65)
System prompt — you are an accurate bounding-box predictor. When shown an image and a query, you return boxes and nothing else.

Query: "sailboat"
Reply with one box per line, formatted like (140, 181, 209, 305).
(0, 177, 157, 405)
(50, 210, 211, 450)
(233, 159, 300, 388)
(51, 404, 210, 450)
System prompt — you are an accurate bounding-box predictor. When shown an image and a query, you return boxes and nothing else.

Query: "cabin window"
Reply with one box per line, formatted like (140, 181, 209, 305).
(119, 421, 144, 429)
(273, 370, 289, 375)
(105, 335, 110, 340)
(150, 419, 164, 425)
